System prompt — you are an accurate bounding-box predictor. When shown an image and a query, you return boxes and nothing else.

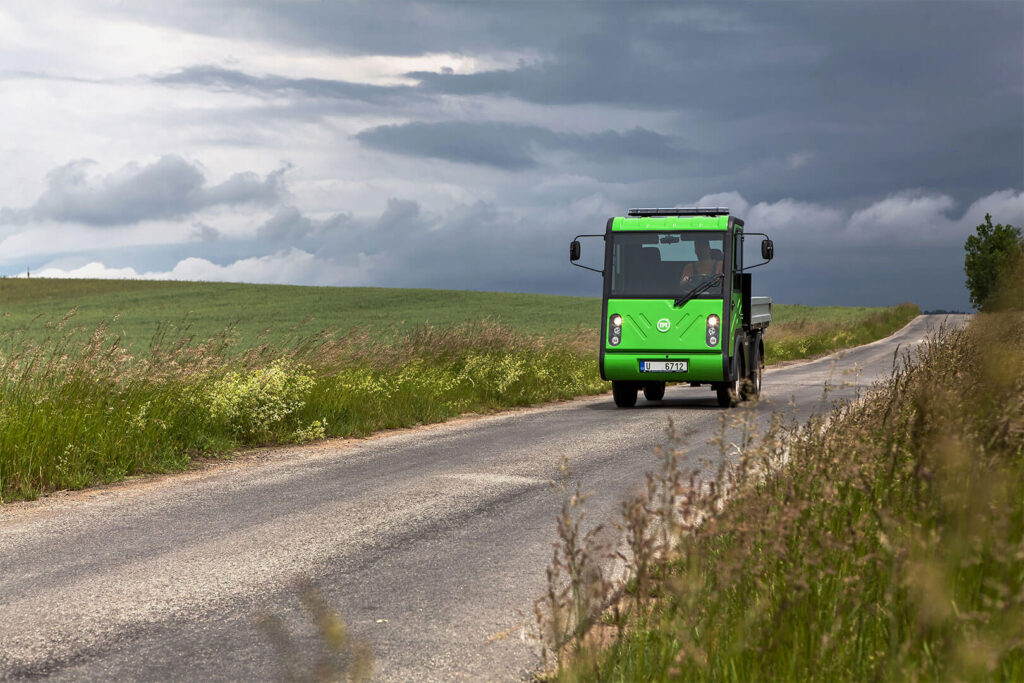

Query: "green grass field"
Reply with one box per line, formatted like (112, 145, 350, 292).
(0, 279, 600, 351)
(0, 279, 914, 359)
(0, 279, 919, 501)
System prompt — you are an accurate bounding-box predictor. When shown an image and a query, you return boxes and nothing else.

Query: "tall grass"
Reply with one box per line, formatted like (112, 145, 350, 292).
(764, 302, 919, 363)
(0, 320, 605, 501)
(544, 310, 1023, 680)
(0, 296, 921, 502)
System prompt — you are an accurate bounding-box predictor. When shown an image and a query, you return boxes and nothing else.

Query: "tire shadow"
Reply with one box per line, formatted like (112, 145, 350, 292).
(584, 389, 723, 411)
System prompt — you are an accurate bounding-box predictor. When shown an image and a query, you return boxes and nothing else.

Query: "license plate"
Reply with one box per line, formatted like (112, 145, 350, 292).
(639, 360, 687, 373)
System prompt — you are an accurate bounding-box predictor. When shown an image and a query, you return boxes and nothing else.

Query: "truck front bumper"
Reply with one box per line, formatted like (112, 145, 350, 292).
(601, 350, 725, 383)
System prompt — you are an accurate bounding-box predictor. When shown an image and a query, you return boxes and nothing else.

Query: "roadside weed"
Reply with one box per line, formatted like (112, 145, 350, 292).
(1, 300, 918, 502)
(544, 312, 1023, 681)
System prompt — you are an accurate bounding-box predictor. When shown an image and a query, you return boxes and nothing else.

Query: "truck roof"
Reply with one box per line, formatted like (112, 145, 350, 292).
(627, 207, 729, 217)
(612, 208, 743, 232)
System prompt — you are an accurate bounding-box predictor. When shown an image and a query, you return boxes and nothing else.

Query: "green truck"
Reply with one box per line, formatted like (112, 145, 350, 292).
(569, 207, 774, 408)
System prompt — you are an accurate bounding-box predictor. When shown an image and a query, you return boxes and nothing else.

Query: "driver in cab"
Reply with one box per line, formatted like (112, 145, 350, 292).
(679, 237, 723, 284)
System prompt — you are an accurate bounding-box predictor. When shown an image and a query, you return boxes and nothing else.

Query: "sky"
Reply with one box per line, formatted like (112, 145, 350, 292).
(0, 1, 1021, 310)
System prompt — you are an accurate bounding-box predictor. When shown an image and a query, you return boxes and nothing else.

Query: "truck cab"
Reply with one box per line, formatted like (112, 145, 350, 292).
(570, 207, 773, 408)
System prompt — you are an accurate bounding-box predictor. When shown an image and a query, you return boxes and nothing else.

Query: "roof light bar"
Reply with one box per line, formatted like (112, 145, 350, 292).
(627, 207, 730, 217)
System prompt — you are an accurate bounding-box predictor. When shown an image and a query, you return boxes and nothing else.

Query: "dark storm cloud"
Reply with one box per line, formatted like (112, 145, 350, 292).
(142, 3, 1021, 205)
(404, 4, 1018, 115)
(117, 2, 607, 58)
(354, 121, 684, 170)
(154, 65, 424, 106)
(2, 156, 289, 226)
(246, 198, 607, 293)
(24, 185, 1020, 310)
(747, 242, 969, 311)
(23, 1, 1020, 311)
(401, 2, 1022, 204)
(244, 190, 1010, 310)
(191, 222, 220, 242)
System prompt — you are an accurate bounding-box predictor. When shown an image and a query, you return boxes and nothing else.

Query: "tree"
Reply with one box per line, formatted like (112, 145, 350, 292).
(963, 213, 1022, 311)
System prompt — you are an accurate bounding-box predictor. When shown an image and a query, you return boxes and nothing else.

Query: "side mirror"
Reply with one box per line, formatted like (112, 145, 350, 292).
(570, 240, 581, 261)
(761, 238, 774, 260)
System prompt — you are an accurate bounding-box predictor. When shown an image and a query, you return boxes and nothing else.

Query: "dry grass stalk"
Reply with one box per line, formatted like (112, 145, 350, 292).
(255, 584, 374, 683)
(544, 312, 1024, 681)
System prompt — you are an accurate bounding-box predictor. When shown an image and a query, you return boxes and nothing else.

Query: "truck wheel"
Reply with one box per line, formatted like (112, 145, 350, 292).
(643, 382, 666, 401)
(741, 351, 762, 401)
(717, 353, 743, 407)
(612, 381, 639, 408)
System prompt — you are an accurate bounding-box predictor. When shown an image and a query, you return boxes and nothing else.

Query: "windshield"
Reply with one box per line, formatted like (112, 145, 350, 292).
(609, 231, 725, 298)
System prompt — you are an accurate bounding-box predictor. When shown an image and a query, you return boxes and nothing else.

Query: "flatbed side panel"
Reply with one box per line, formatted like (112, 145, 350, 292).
(750, 296, 772, 328)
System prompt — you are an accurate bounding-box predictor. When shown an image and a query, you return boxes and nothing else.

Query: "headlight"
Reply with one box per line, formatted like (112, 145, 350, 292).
(608, 313, 622, 346)
(706, 314, 720, 347)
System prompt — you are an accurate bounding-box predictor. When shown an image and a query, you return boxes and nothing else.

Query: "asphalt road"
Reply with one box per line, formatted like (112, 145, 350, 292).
(0, 315, 965, 681)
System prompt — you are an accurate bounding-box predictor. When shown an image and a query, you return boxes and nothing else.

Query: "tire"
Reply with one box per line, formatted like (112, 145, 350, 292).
(717, 352, 744, 407)
(612, 381, 639, 408)
(643, 382, 666, 401)
(741, 346, 762, 401)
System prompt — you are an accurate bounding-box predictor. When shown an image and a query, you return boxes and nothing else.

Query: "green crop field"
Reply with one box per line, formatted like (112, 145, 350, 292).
(0, 279, 919, 501)
(0, 279, 912, 357)
(0, 279, 600, 352)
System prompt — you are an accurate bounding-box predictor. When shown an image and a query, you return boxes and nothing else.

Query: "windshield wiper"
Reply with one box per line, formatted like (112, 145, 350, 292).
(674, 274, 723, 308)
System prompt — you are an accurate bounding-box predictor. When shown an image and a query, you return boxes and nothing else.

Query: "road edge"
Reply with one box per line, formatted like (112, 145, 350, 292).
(1, 315, 945, 514)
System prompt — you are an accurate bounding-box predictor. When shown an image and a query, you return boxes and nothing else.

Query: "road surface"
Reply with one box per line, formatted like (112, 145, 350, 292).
(0, 315, 964, 680)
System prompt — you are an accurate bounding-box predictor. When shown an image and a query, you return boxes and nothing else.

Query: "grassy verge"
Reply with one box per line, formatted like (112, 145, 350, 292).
(0, 322, 604, 501)
(764, 301, 919, 363)
(0, 280, 920, 502)
(547, 312, 1022, 680)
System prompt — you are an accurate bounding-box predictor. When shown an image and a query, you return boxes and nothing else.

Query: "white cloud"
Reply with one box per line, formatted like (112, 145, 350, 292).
(2, 155, 288, 226)
(17, 187, 1023, 290)
(696, 189, 1024, 247)
(0, 222, 196, 260)
(30, 261, 141, 279)
(748, 198, 843, 235)
(695, 191, 749, 217)
(164, 249, 328, 284)
(847, 191, 957, 240)
(0, 2, 537, 85)
(33, 248, 357, 286)
(693, 192, 844, 237)
(960, 189, 1024, 230)
(0, 203, 282, 261)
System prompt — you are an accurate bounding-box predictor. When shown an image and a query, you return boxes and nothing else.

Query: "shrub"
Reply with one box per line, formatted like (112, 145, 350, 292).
(207, 359, 321, 443)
